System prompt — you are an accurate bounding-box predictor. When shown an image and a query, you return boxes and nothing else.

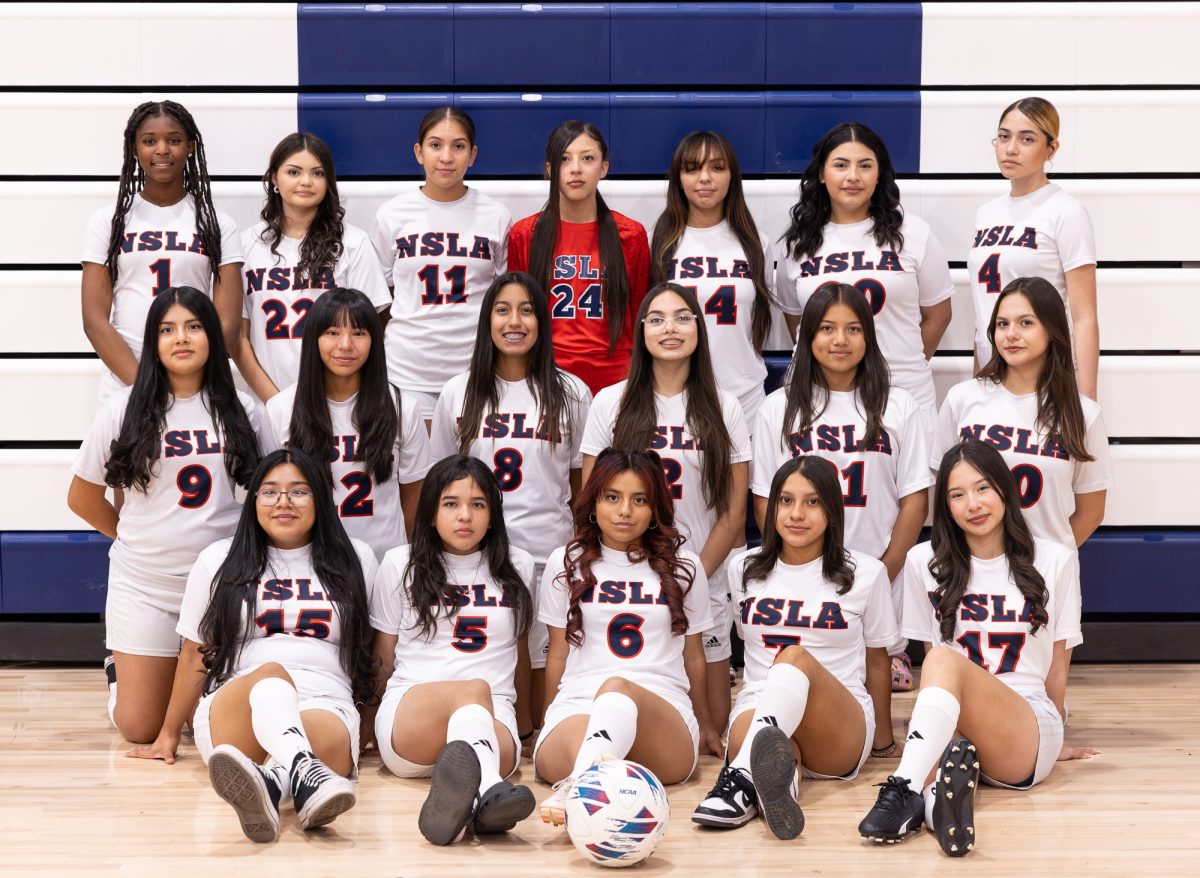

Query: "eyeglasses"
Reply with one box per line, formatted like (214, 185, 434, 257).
(642, 314, 696, 330)
(255, 489, 314, 506)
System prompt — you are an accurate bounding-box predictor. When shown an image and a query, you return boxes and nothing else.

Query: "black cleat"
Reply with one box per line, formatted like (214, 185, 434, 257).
(931, 738, 980, 857)
(208, 744, 282, 843)
(858, 776, 924, 843)
(290, 752, 356, 831)
(692, 764, 758, 828)
(473, 780, 536, 834)
(419, 740, 481, 845)
(750, 726, 804, 840)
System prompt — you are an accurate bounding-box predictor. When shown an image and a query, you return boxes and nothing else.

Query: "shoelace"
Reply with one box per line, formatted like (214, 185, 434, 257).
(708, 766, 755, 803)
(872, 776, 915, 811)
(292, 757, 336, 794)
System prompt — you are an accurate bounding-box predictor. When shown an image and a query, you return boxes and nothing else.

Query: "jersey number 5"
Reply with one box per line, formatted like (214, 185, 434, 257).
(452, 616, 488, 653)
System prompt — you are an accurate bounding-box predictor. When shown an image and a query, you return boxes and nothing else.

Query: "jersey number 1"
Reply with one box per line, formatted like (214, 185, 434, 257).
(418, 264, 467, 305)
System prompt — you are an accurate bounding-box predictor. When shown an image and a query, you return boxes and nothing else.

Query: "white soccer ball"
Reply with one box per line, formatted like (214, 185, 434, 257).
(565, 759, 670, 868)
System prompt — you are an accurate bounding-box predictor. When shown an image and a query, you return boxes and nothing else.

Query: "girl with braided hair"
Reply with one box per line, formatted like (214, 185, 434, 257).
(82, 100, 243, 398)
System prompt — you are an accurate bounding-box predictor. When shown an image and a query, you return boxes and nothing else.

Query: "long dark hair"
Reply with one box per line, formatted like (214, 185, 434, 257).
(978, 277, 1094, 461)
(650, 130, 774, 353)
(781, 122, 904, 262)
(528, 120, 630, 351)
(288, 288, 399, 484)
(611, 283, 734, 516)
(743, 456, 856, 595)
(398, 455, 533, 640)
(928, 440, 1049, 643)
(198, 449, 378, 706)
(456, 271, 583, 452)
(560, 449, 694, 646)
(779, 282, 890, 453)
(104, 101, 223, 284)
(257, 132, 345, 286)
(417, 105, 477, 151)
(104, 287, 258, 493)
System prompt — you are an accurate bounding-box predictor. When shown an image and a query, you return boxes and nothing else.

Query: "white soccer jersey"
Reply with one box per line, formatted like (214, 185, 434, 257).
(265, 384, 433, 559)
(71, 388, 266, 591)
(901, 538, 1081, 696)
(752, 386, 933, 559)
(240, 221, 392, 392)
(81, 194, 242, 362)
(370, 544, 536, 706)
(539, 544, 712, 703)
(581, 382, 752, 556)
(664, 222, 774, 424)
(178, 536, 379, 701)
(730, 548, 897, 704)
(776, 214, 955, 412)
(430, 370, 592, 566)
(372, 187, 511, 393)
(931, 379, 1113, 552)
(966, 184, 1096, 363)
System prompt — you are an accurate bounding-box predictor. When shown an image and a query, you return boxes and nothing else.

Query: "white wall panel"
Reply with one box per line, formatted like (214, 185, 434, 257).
(0, 271, 88, 353)
(0, 3, 297, 87)
(0, 360, 102, 442)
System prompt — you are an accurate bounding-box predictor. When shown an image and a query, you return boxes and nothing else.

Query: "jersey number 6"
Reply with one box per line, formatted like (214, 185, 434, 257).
(607, 613, 645, 658)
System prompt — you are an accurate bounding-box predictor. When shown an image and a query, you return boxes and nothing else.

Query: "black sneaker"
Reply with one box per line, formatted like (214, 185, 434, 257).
(931, 738, 980, 857)
(418, 740, 481, 845)
(208, 744, 282, 843)
(103, 655, 116, 686)
(289, 752, 356, 831)
(750, 726, 804, 840)
(858, 775, 925, 843)
(692, 764, 758, 828)
(473, 780, 536, 834)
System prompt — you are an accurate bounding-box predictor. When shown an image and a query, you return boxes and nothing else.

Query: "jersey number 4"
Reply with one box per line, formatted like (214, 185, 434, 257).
(551, 283, 602, 319)
(977, 254, 1002, 294)
(680, 284, 737, 325)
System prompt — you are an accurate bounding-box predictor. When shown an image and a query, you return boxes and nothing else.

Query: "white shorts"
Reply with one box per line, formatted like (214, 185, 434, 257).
(192, 664, 360, 769)
(981, 689, 1064, 790)
(404, 389, 438, 422)
(533, 684, 699, 781)
(528, 561, 549, 670)
(730, 685, 874, 780)
(374, 683, 520, 778)
(104, 558, 184, 658)
(702, 590, 733, 662)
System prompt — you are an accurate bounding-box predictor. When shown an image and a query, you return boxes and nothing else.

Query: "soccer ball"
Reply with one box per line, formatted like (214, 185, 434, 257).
(565, 760, 670, 868)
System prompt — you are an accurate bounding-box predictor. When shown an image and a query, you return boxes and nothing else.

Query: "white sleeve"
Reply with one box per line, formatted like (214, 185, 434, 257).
(1072, 410, 1114, 494)
(262, 394, 289, 453)
(895, 400, 935, 498)
(1051, 549, 1083, 648)
(914, 227, 956, 307)
(861, 563, 901, 648)
(775, 255, 804, 316)
(176, 543, 225, 643)
(493, 211, 512, 273)
(217, 212, 243, 267)
(81, 205, 113, 265)
(726, 554, 750, 640)
(428, 389, 459, 461)
(568, 375, 593, 470)
(900, 550, 938, 643)
(369, 550, 407, 635)
(71, 399, 122, 485)
(345, 229, 393, 311)
(1053, 199, 1097, 271)
(371, 207, 396, 282)
(929, 388, 962, 471)
(725, 396, 753, 464)
(240, 395, 271, 455)
(395, 392, 433, 483)
(762, 235, 778, 297)
(579, 388, 617, 458)
(750, 405, 786, 498)
(537, 549, 570, 628)
(683, 555, 713, 634)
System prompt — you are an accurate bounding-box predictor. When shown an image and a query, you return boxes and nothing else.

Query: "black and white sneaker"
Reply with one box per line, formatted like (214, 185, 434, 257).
(208, 744, 282, 843)
(473, 780, 536, 834)
(858, 775, 925, 843)
(692, 764, 758, 828)
(289, 752, 356, 831)
(750, 726, 804, 840)
(931, 738, 980, 857)
(418, 740, 481, 845)
(103, 655, 116, 687)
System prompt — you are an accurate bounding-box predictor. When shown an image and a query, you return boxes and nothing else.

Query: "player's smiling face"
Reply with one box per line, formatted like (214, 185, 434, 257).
(256, 462, 316, 550)
(318, 318, 371, 380)
(774, 471, 828, 564)
(642, 289, 698, 362)
(415, 118, 477, 195)
(595, 470, 653, 553)
(821, 140, 878, 223)
(490, 282, 538, 360)
(273, 149, 327, 215)
(156, 303, 209, 382)
(810, 301, 866, 385)
(994, 109, 1056, 183)
(994, 292, 1050, 370)
(945, 461, 1006, 545)
(680, 147, 731, 216)
(434, 476, 490, 555)
(555, 134, 609, 206)
(135, 114, 192, 186)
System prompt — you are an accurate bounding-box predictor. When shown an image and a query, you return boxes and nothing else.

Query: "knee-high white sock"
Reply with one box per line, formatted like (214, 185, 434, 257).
(570, 691, 638, 777)
(248, 677, 314, 769)
(447, 703, 503, 795)
(894, 686, 961, 793)
(107, 684, 118, 728)
(730, 662, 810, 774)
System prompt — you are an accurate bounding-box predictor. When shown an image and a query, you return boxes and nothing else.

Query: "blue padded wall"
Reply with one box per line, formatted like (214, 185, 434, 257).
(0, 532, 111, 614)
(765, 3, 922, 86)
(298, 4, 454, 87)
(610, 3, 767, 85)
(609, 93, 766, 173)
(1079, 532, 1200, 614)
(454, 3, 611, 86)
(765, 90, 921, 173)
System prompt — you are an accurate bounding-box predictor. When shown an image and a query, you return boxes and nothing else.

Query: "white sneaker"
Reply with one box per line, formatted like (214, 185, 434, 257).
(692, 764, 758, 828)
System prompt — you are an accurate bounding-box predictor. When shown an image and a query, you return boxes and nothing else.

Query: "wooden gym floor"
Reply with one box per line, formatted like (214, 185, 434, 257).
(1, 663, 1197, 877)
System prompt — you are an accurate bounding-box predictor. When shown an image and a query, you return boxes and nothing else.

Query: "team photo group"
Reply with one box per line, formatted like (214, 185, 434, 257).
(68, 93, 1109, 864)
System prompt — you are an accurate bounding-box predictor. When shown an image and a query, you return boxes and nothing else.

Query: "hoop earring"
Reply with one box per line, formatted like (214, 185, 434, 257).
(648, 521, 658, 530)
(273, 185, 279, 193)
(588, 513, 597, 523)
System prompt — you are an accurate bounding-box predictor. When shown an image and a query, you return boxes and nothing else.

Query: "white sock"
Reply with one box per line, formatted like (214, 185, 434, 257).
(730, 662, 810, 775)
(923, 781, 937, 830)
(894, 686, 961, 793)
(447, 703, 503, 795)
(248, 677, 314, 770)
(107, 683, 118, 729)
(570, 691, 638, 777)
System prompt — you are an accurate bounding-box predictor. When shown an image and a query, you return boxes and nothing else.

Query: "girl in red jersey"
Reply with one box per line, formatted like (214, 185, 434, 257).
(508, 121, 650, 395)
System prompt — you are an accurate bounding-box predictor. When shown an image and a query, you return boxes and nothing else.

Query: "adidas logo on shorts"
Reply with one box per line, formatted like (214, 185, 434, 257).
(705, 636, 722, 649)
